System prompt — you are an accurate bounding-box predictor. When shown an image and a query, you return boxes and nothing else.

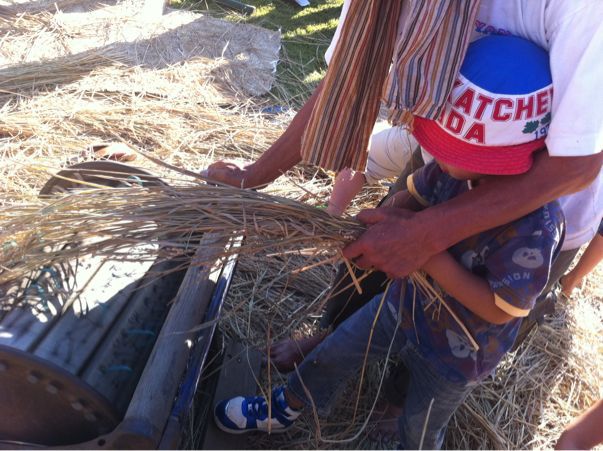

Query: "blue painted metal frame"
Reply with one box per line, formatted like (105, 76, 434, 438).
(159, 243, 240, 448)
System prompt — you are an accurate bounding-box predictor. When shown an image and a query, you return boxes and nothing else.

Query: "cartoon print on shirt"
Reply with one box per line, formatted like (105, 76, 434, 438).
(512, 247, 544, 269)
(446, 329, 477, 361)
(461, 245, 490, 269)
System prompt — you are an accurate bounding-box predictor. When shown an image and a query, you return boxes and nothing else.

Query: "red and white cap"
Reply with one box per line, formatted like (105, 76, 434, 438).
(413, 35, 553, 175)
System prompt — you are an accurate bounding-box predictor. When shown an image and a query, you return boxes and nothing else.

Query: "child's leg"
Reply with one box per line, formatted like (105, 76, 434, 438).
(286, 291, 407, 414)
(214, 291, 409, 435)
(269, 265, 388, 372)
(326, 125, 419, 216)
(327, 168, 367, 216)
(397, 346, 475, 449)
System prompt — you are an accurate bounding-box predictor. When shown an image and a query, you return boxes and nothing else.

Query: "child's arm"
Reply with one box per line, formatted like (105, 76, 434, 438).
(327, 168, 366, 215)
(422, 252, 515, 325)
(382, 190, 425, 211)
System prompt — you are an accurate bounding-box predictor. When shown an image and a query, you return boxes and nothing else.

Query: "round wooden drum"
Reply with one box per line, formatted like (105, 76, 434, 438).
(0, 162, 185, 447)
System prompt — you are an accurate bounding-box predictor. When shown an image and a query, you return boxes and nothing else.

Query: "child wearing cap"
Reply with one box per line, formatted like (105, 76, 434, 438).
(214, 35, 565, 448)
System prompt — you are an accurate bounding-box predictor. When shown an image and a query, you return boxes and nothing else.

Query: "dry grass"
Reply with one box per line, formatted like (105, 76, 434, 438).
(214, 251, 602, 450)
(0, 178, 363, 288)
(0, 46, 129, 97)
(0, 0, 600, 449)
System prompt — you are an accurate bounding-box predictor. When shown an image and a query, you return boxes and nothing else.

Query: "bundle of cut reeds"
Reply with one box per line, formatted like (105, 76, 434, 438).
(0, 47, 129, 97)
(0, 175, 363, 290)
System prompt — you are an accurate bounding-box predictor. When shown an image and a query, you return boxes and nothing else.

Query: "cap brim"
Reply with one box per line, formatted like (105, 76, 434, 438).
(412, 116, 545, 175)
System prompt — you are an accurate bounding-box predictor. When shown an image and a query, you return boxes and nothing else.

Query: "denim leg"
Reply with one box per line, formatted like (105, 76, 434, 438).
(398, 346, 476, 449)
(288, 291, 407, 415)
(319, 265, 388, 329)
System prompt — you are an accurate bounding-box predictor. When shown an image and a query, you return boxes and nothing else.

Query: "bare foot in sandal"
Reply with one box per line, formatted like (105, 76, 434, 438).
(268, 331, 328, 373)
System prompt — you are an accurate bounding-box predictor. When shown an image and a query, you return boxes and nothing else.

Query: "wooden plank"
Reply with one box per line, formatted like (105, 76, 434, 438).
(201, 340, 262, 450)
(79, 258, 185, 414)
(111, 233, 231, 449)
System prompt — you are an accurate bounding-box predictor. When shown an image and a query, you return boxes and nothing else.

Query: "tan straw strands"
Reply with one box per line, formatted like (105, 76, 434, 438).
(0, 174, 478, 350)
(301, 0, 481, 173)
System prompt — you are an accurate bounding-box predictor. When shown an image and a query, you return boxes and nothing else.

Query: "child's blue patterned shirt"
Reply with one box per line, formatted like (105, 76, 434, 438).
(387, 161, 565, 383)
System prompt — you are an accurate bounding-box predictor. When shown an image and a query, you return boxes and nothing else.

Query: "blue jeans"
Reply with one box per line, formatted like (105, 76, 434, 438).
(287, 291, 476, 449)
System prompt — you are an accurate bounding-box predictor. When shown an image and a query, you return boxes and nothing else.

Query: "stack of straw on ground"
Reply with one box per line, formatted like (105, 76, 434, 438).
(0, 1, 601, 450)
(0, 0, 283, 197)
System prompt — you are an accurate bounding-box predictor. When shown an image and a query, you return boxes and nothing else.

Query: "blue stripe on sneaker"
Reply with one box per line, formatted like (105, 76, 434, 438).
(272, 410, 293, 427)
(214, 399, 243, 431)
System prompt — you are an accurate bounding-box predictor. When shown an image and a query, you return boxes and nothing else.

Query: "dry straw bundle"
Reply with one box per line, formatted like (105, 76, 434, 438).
(0, 167, 476, 348)
(0, 46, 129, 98)
(0, 175, 363, 294)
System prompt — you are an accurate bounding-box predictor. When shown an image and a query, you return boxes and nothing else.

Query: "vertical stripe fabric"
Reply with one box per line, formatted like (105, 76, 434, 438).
(300, 0, 481, 173)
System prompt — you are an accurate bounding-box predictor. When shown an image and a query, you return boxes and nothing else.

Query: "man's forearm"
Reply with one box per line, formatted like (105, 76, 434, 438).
(344, 151, 601, 277)
(421, 151, 603, 254)
(244, 80, 325, 188)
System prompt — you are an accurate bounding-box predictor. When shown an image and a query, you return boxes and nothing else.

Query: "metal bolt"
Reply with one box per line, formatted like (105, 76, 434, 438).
(71, 401, 84, 411)
(46, 383, 59, 394)
(27, 372, 40, 384)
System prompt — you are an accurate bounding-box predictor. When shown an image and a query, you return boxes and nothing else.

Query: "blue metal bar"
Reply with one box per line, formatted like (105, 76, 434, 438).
(159, 242, 240, 448)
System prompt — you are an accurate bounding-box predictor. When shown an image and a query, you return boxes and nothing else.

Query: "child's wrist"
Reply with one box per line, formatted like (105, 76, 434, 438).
(326, 201, 344, 216)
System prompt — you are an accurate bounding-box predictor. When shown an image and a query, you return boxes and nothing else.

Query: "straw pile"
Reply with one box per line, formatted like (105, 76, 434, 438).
(218, 253, 601, 450)
(0, 0, 285, 199)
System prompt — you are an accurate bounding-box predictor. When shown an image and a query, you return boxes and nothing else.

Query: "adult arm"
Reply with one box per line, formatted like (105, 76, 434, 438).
(344, 151, 603, 278)
(205, 80, 324, 188)
(555, 399, 603, 450)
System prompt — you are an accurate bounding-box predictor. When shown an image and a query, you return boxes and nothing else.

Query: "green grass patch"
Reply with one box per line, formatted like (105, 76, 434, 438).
(171, 0, 343, 106)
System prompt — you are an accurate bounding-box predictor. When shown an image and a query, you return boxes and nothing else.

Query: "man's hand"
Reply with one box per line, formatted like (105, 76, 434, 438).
(203, 161, 250, 188)
(343, 207, 437, 278)
(202, 80, 325, 190)
(344, 153, 601, 278)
